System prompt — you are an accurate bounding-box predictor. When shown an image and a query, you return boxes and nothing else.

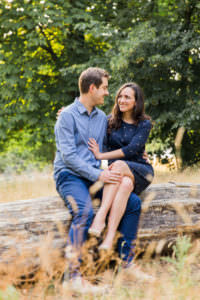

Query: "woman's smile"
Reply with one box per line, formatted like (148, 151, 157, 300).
(118, 87, 136, 113)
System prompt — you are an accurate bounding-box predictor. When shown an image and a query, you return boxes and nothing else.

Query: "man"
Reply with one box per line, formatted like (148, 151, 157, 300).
(54, 67, 142, 292)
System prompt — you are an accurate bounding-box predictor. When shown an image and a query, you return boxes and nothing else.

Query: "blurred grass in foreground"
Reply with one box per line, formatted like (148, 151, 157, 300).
(0, 235, 199, 299)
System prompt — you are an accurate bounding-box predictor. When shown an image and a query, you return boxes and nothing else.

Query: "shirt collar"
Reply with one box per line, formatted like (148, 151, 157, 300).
(75, 98, 98, 116)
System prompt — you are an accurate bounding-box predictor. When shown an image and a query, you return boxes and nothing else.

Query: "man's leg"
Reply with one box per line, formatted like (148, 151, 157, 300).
(57, 172, 110, 291)
(56, 172, 94, 248)
(117, 192, 141, 264)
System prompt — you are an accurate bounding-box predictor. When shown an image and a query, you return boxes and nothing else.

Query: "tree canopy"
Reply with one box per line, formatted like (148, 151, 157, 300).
(0, 0, 200, 166)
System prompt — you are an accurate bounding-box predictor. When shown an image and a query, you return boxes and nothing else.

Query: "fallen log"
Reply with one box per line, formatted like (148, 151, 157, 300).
(0, 183, 200, 264)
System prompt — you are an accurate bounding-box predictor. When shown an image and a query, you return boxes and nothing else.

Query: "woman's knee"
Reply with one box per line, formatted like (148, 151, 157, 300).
(111, 160, 133, 179)
(112, 160, 126, 170)
(111, 160, 128, 175)
(121, 176, 134, 191)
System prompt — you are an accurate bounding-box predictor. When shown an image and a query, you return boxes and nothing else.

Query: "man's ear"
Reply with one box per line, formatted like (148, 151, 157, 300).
(89, 83, 96, 93)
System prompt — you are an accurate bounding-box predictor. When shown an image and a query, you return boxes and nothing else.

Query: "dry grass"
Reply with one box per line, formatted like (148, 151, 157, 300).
(0, 172, 56, 203)
(0, 165, 199, 203)
(153, 165, 200, 184)
(0, 236, 200, 299)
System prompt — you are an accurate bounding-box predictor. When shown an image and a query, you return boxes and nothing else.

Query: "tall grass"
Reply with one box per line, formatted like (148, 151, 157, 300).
(0, 235, 200, 299)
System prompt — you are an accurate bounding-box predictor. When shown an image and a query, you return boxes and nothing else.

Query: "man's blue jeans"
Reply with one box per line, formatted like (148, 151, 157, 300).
(56, 171, 141, 264)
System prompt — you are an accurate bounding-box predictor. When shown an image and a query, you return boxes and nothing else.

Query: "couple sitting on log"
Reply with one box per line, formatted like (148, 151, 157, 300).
(53, 67, 154, 293)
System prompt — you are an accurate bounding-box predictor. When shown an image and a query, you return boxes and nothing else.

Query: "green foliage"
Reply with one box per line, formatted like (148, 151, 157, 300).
(181, 129, 200, 166)
(0, 0, 108, 145)
(160, 236, 200, 299)
(0, 285, 19, 300)
(106, 0, 200, 165)
(0, 0, 200, 167)
(0, 130, 51, 174)
(163, 236, 191, 271)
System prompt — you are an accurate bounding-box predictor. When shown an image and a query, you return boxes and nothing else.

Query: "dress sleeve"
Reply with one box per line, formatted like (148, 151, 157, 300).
(121, 120, 152, 159)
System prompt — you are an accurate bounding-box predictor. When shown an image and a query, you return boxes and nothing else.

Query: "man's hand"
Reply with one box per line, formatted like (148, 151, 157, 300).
(99, 169, 122, 184)
(143, 151, 150, 164)
(108, 163, 113, 170)
(56, 107, 65, 119)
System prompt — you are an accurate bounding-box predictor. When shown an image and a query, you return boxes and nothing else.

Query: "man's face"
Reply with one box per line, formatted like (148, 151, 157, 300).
(91, 77, 109, 105)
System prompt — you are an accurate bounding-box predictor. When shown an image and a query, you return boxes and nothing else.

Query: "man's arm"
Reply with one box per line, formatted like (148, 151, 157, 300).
(56, 112, 121, 183)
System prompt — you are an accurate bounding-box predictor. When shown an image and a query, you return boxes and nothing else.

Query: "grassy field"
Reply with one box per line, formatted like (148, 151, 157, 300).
(0, 165, 200, 203)
(0, 166, 200, 299)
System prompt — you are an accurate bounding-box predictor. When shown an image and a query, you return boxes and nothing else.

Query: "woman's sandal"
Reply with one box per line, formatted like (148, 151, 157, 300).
(88, 224, 105, 238)
(98, 244, 111, 251)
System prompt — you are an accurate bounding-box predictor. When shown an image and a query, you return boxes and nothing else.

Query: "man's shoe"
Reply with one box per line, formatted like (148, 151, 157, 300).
(123, 263, 156, 282)
(62, 276, 107, 295)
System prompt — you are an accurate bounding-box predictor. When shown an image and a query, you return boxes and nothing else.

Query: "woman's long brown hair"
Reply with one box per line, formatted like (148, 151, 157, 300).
(107, 82, 151, 134)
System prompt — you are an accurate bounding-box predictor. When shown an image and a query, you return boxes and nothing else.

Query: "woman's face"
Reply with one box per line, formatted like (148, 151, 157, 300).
(117, 87, 136, 113)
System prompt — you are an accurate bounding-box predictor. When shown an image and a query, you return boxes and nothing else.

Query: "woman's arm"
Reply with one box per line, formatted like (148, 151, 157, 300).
(88, 120, 152, 161)
(121, 120, 152, 159)
(88, 138, 125, 160)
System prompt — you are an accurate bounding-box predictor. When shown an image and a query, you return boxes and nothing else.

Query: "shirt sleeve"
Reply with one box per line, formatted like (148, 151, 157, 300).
(121, 120, 152, 159)
(55, 111, 102, 182)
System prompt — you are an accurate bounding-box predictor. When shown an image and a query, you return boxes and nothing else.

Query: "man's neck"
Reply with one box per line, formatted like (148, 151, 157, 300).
(79, 95, 94, 114)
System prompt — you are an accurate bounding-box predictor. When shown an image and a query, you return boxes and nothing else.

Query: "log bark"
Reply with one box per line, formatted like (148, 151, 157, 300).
(0, 183, 200, 263)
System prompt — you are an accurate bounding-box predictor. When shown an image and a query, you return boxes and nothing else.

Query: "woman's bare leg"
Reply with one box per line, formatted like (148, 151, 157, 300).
(89, 160, 134, 235)
(100, 176, 134, 249)
(89, 182, 120, 234)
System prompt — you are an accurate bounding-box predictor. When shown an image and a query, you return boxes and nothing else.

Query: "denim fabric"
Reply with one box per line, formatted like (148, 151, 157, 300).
(57, 171, 96, 247)
(117, 193, 141, 263)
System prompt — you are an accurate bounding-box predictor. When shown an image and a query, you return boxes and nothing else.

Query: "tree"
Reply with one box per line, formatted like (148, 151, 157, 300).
(0, 0, 200, 166)
(105, 0, 200, 165)
(0, 0, 109, 158)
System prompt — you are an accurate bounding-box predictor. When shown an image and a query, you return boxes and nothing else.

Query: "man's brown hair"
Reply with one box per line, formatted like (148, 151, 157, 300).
(78, 67, 109, 94)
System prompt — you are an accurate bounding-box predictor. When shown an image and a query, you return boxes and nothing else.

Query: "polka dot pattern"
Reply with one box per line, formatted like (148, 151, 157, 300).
(107, 119, 154, 195)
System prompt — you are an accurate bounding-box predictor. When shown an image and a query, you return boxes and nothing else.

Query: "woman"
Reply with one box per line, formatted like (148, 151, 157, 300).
(88, 82, 154, 250)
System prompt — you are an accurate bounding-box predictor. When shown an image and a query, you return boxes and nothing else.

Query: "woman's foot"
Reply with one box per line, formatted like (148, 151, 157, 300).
(99, 244, 111, 251)
(88, 224, 105, 237)
(98, 236, 114, 251)
(88, 213, 105, 237)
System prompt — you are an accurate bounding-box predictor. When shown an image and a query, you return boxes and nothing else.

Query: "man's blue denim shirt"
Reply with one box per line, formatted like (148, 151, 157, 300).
(54, 98, 107, 182)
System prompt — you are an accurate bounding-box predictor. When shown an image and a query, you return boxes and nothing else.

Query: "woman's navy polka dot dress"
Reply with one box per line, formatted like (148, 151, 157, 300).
(107, 119, 154, 195)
